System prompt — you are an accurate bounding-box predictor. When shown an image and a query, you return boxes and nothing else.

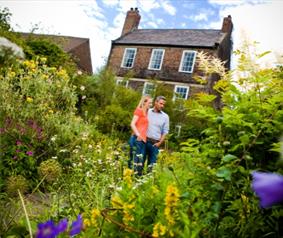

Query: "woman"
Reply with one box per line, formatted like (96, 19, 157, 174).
(128, 95, 152, 176)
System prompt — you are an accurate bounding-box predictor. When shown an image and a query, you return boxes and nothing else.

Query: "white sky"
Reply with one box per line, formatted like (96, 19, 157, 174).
(1, 0, 282, 72)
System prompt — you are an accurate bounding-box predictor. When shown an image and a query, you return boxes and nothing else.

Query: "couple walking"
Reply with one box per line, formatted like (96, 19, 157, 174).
(129, 95, 169, 176)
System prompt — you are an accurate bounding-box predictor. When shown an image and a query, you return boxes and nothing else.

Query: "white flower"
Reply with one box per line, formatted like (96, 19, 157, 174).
(51, 156, 57, 159)
(77, 70, 82, 75)
(73, 149, 79, 154)
(82, 95, 86, 100)
(80, 86, 85, 91)
(88, 144, 93, 149)
(50, 135, 57, 142)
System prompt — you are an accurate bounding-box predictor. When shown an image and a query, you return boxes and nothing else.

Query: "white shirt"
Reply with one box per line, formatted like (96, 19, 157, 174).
(147, 108, 169, 141)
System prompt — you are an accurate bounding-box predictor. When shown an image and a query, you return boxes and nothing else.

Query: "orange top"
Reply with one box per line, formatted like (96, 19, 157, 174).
(134, 108, 148, 142)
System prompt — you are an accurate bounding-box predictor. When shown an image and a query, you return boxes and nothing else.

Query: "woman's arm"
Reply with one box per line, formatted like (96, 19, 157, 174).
(130, 115, 141, 140)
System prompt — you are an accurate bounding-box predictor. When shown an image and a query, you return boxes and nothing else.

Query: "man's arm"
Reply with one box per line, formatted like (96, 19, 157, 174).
(154, 114, 169, 147)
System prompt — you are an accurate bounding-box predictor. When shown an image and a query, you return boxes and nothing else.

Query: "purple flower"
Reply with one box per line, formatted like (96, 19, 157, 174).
(0, 128, 5, 134)
(56, 218, 68, 234)
(251, 171, 283, 208)
(16, 140, 22, 146)
(36, 218, 68, 238)
(26, 151, 33, 156)
(36, 220, 58, 238)
(69, 214, 83, 236)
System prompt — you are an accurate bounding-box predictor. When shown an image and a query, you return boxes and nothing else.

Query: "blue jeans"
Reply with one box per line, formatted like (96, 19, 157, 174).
(144, 140, 159, 172)
(128, 135, 146, 176)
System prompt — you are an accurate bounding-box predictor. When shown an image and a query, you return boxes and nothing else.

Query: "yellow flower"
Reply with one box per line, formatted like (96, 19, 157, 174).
(48, 109, 54, 114)
(111, 194, 123, 208)
(122, 202, 135, 224)
(123, 168, 133, 186)
(122, 210, 134, 224)
(164, 184, 180, 225)
(152, 223, 167, 237)
(90, 208, 100, 226)
(23, 60, 36, 70)
(57, 69, 68, 80)
(123, 203, 135, 210)
(26, 97, 33, 103)
(84, 218, 91, 228)
(8, 71, 16, 77)
(165, 185, 180, 207)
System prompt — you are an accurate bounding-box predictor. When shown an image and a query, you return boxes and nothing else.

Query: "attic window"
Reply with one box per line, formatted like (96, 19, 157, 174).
(179, 50, 196, 73)
(148, 49, 165, 70)
(121, 48, 136, 68)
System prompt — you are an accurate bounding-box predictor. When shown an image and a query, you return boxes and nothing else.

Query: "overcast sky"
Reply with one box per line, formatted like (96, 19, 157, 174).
(1, 0, 282, 72)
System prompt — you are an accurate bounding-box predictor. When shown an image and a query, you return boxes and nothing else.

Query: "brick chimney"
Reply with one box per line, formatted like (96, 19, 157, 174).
(121, 7, 141, 36)
(221, 15, 233, 35)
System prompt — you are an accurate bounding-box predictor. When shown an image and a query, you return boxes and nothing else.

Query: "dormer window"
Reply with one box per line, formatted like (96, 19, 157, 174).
(148, 49, 165, 70)
(121, 48, 136, 68)
(179, 50, 197, 73)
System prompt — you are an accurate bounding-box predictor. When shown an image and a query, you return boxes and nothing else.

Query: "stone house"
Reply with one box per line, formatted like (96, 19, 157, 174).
(107, 8, 233, 102)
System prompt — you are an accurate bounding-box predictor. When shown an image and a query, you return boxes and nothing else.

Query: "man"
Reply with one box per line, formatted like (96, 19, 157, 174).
(145, 95, 169, 172)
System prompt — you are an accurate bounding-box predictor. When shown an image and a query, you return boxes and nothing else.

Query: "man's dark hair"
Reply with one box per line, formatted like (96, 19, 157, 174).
(155, 96, 166, 102)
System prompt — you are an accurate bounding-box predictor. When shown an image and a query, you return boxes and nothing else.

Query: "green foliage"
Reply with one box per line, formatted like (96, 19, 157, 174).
(0, 7, 12, 32)
(1, 12, 283, 237)
(24, 37, 77, 74)
(0, 57, 95, 190)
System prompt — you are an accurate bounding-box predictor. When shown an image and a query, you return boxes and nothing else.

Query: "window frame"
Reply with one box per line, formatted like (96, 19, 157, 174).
(142, 82, 155, 96)
(173, 85, 190, 100)
(148, 49, 165, 70)
(178, 50, 197, 73)
(121, 48, 137, 68)
(116, 79, 129, 88)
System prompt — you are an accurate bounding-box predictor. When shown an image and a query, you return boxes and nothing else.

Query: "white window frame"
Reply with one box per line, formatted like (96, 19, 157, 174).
(148, 49, 165, 70)
(173, 85, 190, 100)
(179, 50, 197, 73)
(116, 79, 129, 88)
(142, 82, 155, 95)
(121, 48, 137, 68)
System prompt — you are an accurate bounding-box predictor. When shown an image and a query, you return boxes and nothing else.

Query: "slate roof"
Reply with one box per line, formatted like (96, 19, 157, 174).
(113, 29, 226, 48)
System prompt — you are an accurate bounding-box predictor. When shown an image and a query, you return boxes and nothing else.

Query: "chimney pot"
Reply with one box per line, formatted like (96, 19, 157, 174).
(221, 15, 233, 34)
(121, 8, 141, 36)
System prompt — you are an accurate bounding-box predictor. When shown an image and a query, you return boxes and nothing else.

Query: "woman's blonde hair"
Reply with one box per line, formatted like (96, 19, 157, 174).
(137, 95, 152, 114)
